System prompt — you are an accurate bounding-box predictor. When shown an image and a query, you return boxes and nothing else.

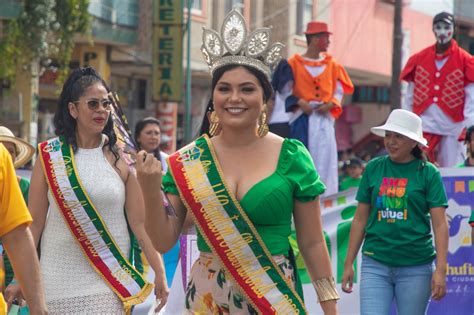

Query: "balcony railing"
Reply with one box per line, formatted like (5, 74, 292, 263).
(88, 0, 139, 28)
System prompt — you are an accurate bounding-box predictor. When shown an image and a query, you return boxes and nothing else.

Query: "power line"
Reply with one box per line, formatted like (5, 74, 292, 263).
(261, 0, 334, 40)
(315, 0, 335, 20)
(253, 0, 333, 34)
(339, 0, 373, 61)
(251, 0, 298, 27)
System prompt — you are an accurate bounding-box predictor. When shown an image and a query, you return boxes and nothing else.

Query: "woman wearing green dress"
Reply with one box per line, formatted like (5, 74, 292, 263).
(135, 10, 339, 315)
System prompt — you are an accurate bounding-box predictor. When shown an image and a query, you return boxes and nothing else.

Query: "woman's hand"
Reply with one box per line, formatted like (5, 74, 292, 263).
(135, 151, 163, 189)
(341, 263, 355, 293)
(431, 268, 447, 301)
(5, 283, 25, 310)
(429, 207, 448, 301)
(153, 273, 169, 313)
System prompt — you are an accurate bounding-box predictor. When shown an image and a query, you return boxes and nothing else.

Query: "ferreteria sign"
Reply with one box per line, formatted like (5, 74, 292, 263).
(152, 0, 183, 102)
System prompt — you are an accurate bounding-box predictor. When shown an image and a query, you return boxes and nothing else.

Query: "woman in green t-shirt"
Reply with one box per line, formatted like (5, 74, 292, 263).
(342, 109, 449, 315)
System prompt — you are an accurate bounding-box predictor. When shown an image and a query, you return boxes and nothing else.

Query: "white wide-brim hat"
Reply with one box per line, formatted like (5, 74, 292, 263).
(370, 109, 428, 147)
(0, 126, 35, 168)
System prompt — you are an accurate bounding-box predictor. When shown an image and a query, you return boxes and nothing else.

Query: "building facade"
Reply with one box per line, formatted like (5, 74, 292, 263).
(2, 0, 465, 157)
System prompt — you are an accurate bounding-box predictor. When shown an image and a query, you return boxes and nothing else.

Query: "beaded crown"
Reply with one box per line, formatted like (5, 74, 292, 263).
(201, 9, 284, 79)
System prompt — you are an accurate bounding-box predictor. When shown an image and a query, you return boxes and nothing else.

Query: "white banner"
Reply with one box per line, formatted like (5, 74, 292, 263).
(301, 188, 360, 314)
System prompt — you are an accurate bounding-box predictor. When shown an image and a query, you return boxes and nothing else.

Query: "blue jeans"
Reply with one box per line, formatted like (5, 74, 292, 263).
(360, 255, 433, 315)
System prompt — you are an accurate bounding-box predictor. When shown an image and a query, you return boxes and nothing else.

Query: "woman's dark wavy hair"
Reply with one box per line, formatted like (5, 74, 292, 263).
(411, 145, 428, 170)
(411, 145, 427, 160)
(465, 125, 474, 143)
(134, 117, 163, 163)
(53, 66, 119, 164)
(199, 63, 273, 137)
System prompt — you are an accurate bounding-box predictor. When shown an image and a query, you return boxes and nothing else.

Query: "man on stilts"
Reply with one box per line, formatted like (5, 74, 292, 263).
(401, 12, 474, 166)
(283, 21, 353, 196)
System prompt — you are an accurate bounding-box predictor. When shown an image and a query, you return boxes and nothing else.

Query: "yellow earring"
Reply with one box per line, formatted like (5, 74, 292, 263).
(256, 104, 269, 138)
(209, 111, 221, 136)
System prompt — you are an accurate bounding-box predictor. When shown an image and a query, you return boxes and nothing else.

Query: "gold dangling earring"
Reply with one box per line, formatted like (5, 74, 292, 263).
(209, 111, 221, 136)
(257, 104, 269, 138)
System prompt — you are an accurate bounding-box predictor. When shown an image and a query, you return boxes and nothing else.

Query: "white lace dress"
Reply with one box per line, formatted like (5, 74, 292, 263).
(40, 138, 129, 314)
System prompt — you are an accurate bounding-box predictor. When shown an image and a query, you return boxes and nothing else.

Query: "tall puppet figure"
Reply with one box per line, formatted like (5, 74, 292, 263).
(401, 12, 474, 167)
(285, 21, 354, 196)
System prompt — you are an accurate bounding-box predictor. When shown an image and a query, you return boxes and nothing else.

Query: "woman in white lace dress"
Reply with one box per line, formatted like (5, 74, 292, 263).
(13, 67, 168, 314)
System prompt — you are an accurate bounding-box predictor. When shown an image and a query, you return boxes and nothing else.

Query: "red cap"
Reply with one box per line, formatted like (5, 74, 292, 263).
(304, 22, 332, 35)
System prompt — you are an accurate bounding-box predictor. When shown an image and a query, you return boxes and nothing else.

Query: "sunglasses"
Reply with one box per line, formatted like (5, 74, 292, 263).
(74, 99, 113, 112)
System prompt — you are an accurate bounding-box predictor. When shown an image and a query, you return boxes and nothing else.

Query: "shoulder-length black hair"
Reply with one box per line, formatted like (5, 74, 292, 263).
(411, 145, 428, 170)
(53, 67, 119, 164)
(199, 64, 273, 137)
(134, 116, 163, 164)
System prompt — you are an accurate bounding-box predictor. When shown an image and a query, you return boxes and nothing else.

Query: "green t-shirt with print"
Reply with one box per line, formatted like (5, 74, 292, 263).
(356, 155, 448, 267)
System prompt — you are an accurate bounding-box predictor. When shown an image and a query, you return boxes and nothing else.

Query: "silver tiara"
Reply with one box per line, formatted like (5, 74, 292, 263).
(201, 9, 284, 79)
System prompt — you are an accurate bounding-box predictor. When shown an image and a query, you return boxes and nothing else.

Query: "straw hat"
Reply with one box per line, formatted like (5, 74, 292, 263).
(0, 126, 35, 168)
(370, 109, 428, 147)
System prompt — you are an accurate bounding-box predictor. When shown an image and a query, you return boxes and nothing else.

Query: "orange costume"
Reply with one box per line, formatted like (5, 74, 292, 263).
(288, 54, 353, 119)
(285, 53, 353, 196)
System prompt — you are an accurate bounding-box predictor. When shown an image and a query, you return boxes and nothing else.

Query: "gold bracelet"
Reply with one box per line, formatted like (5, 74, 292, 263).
(312, 277, 340, 302)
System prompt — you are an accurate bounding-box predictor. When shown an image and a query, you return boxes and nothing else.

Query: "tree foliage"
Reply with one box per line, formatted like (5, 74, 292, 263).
(0, 0, 91, 86)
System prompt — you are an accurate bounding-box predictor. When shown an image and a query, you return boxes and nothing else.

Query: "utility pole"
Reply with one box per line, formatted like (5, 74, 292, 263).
(184, 0, 193, 143)
(390, 0, 403, 109)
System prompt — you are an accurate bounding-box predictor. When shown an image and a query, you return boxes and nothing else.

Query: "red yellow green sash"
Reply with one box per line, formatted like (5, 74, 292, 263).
(39, 137, 152, 311)
(168, 135, 307, 314)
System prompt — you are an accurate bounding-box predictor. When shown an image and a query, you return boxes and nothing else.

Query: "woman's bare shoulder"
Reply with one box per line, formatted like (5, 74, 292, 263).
(103, 146, 130, 182)
(265, 132, 285, 146)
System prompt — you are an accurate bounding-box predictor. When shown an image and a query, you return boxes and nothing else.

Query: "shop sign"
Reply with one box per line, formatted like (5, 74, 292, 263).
(152, 0, 183, 102)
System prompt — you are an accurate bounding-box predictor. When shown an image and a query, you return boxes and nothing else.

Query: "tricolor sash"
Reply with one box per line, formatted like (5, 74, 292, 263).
(168, 135, 307, 314)
(39, 137, 152, 311)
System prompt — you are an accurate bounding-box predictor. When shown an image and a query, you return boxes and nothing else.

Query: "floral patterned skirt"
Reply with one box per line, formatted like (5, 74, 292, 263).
(185, 252, 296, 314)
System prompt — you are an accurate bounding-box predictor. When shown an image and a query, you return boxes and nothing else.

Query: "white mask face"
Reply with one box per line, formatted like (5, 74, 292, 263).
(433, 21, 454, 45)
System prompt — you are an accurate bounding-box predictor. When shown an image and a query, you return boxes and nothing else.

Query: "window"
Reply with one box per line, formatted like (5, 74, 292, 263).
(226, 0, 244, 14)
(352, 86, 391, 104)
(88, 0, 138, 28)
(137, 79, 147, 109)
(191, 0, 202, 11)
(185, 0, 204, 17)
(296, 0, 313, 35)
